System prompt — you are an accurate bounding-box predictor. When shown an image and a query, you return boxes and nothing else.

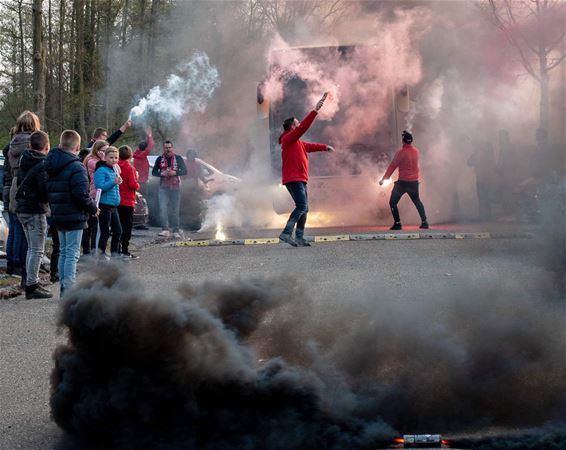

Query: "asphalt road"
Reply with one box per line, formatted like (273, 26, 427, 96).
(0, 232, 561, 450)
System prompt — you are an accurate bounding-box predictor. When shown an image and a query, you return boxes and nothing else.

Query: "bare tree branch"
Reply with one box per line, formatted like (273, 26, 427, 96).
(547, 52, 566, 70)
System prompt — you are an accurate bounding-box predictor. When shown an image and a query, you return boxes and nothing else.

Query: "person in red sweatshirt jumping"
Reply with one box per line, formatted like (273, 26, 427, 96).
(279, 93, 334, 247)
(379, 130, 429, 230)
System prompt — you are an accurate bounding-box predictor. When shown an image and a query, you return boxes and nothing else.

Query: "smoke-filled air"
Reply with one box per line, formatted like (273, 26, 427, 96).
(26, 0, 562, 449)
(98, 0, 565, 230)
(51, 252, 565, 449)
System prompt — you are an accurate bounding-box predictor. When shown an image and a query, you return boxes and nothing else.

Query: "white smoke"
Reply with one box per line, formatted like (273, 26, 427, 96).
(129, 51, 220, 124)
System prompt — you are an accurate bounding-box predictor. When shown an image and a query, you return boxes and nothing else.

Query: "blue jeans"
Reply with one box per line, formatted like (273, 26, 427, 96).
(159, 187, 181, 231)
(282, 181, 309, 239)
(7, 212, 27, 269)
(58, 229, 83, 293)
(17, 213, 47, 286)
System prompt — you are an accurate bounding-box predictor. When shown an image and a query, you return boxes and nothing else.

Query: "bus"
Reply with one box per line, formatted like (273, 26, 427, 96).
(259, 45, 411, 224)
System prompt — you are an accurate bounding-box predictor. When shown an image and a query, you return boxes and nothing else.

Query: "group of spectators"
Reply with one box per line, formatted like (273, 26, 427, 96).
(466, 128, 560, 222)
(2, 110, 205, 299)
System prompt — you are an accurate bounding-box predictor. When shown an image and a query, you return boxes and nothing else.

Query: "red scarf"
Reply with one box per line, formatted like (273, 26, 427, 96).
(159, 152, 181, 190)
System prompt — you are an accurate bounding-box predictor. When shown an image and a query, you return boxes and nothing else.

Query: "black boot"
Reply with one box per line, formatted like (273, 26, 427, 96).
(25, 284, 54, 300)
(295, 237, 311, 247)
(390, 222, 402, 230)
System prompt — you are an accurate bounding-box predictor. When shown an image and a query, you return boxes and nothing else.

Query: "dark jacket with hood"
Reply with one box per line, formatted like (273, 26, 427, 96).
(2, 144, 12, 206)
(15, 149, 48, 214)
(8, 131, 32, 213)
(45, 147, 97, 231)
(8, 132, 31, 172)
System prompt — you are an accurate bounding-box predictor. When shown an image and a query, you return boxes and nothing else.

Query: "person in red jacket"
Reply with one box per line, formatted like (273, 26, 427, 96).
(118, 145, 141, 259)
(379, 131, 429, 230)
(279, 93, 334, 247)
(132, 127, 154, 198)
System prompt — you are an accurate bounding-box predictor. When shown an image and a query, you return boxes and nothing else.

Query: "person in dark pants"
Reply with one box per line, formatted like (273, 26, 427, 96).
(379, 131, 429, 230)
(117, 145, 140, 259)
(94, 147, 122, 257)
(467, 141, 496, 221)
(278, 93, 334, 247)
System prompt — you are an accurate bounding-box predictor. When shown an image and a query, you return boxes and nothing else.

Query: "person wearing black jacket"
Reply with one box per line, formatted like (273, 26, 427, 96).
(2, 127, 23, 276)
(15, 131, 53, 299)
(45, 130, 99, 296)
(86, 118, 132, 149)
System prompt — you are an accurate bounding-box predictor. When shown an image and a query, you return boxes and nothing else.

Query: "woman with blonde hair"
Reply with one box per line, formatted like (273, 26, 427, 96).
(7, 111, 41, 286)
(8, 111, 41, 211)
(81, 139, 108, 256)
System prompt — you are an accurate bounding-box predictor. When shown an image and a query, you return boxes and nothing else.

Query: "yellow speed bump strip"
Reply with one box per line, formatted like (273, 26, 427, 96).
(244, 238, 279, 245)
(455, 232, 491, 239)
(175, 240, 210, 247)
(384, 233, 420, 240)
(314, 235, 350, 242)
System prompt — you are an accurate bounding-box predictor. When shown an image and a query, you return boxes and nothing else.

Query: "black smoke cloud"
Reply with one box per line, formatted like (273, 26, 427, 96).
(51, 269, 395, 450)
(51, 261, 565, 449)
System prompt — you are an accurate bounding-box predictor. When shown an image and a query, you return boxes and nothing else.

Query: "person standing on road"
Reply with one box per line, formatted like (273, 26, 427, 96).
(15, 131, 53, 299)
(117, 145, 140, 259)
(81, 140, 109, 256)
(45, 130, 99, 297)
(94, 146, 123, 258)
(133, 127, 154, 198)
(152, 140, 187, 239)
(379, 131, 429, 230)
(467, 140, 496, 221)
(278, 93, 334, 247)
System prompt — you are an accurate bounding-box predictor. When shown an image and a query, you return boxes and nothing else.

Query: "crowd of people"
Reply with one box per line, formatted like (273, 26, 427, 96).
(2, 110, 204, 299)
(466, 127, 561, 222)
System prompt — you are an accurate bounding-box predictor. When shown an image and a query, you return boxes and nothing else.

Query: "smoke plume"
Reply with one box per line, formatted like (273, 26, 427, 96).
(51, 268, 395, 450)
(51, 260, 565, 449)
(129, 51, 220, 125)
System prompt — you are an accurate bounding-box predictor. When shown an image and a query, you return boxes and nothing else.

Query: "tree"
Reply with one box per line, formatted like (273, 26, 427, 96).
(32, 0, 45, 122)
(481, 0, 566, 131)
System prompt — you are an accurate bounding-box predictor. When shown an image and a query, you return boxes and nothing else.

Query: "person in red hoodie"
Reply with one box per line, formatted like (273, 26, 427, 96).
(118, 145, 141, 259)
(279, 93, 334, 247)
(379, 130, 429, 230)
(132, 127, 154, 198)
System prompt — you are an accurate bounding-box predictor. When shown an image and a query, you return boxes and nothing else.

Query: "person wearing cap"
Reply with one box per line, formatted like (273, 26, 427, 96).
(379, 131, 429, 230)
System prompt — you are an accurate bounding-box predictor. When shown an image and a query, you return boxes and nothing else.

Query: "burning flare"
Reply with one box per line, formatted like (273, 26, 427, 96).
(215, 223, 226, 241)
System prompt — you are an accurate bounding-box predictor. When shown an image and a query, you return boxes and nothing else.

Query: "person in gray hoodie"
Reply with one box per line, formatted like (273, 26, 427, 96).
(15, 131, 52, 299)
(8, 111, 41, 213)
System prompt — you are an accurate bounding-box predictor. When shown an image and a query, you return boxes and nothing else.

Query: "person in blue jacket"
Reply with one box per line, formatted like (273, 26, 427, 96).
(94, 146, 122, 258)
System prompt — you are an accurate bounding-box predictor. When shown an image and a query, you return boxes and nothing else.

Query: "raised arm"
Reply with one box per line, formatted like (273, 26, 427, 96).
(107, 119, 133, 146)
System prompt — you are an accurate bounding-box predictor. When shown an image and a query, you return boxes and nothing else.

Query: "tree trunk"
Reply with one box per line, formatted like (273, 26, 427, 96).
(104, 0, 112, 129)
(58, 0, 64, 126)
(75, 0, 86, 139)
(539, 67, 549, 132)
(147, 0, 161, 75)
(138, 0, 147, 89)
(121, 0, 130, 49)
(18, 0, 26, 95)
(32, 0, 46, 124)
(47, 0, 54, 127)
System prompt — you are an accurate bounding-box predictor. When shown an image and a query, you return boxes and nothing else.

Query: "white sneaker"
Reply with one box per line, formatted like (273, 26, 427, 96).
(173, 232, 182, 239)
(158, 230, 171, 237)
